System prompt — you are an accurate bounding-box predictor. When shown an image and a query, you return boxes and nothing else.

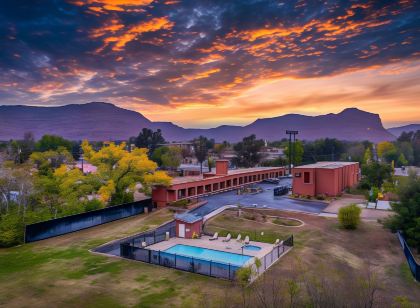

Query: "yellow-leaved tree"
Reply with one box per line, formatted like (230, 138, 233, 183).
(81, 140, 171, 204)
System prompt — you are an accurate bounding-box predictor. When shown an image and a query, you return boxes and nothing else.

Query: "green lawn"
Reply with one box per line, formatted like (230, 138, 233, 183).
(0, 209, 231, 308)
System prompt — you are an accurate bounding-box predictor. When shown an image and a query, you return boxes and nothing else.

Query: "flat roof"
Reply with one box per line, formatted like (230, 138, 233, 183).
(170, 166, 285, 185)
(294, 161, 358, 169)
(175, 213, 203, 223)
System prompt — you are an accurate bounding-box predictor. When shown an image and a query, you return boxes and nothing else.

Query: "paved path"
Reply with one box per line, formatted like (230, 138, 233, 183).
(325, 197, 393, 220)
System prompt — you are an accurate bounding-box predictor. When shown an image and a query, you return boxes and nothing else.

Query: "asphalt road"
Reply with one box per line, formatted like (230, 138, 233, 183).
(191, 181, 327, 216)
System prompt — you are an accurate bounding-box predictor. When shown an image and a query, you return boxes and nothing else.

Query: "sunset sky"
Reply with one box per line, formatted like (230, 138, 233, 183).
(0, 0, 419, 128)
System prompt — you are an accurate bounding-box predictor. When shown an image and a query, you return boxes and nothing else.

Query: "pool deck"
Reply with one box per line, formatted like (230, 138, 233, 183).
(145, 235, 276, 265)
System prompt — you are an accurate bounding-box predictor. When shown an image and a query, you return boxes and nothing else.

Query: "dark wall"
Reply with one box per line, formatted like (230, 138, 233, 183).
(25, 199, 153, 243)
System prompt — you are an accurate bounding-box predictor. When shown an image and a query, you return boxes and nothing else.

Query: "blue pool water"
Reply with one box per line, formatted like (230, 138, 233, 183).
(164, 244, 252, 266)
(243, 245, 261, 251)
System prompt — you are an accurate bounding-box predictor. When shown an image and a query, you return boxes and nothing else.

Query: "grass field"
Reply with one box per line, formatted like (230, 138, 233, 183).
(0, 208, 419, 307)
(0, 209, 231, 308)
(205, 209, 420, 306)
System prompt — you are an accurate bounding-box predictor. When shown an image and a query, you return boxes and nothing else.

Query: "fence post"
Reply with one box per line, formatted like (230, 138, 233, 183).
(159, 250, 161, 265)
(154, 231, 156, 243)
(192, 257, 195, 273)
(229, 263, 231, 280)
(175, 253, 177, 268)
(148, 249, 151, 263)
(210, 260, 212, 276)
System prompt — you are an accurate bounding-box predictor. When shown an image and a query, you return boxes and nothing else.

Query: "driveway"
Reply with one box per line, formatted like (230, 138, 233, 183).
(191, 181, 328, 216)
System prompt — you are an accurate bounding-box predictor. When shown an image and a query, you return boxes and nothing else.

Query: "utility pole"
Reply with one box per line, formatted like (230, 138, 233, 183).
(286, 130, 298, 175)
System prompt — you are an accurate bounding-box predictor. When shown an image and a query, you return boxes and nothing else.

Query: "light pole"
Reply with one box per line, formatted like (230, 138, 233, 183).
(286, 130, 298, 175)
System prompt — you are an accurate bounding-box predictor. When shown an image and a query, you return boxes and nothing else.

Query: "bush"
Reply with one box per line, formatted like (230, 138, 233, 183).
(338, 204, 362, 229)
(315, 194, 326, 200)
(170, 199, 189, 208)
(0, 213, 25, 247)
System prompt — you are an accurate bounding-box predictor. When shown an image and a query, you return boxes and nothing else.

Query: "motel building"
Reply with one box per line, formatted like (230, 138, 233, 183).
(152, 160, 286, 207)
(292, 161, 360, 197)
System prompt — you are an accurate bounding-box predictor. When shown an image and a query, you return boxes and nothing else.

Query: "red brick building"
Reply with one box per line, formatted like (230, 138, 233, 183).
(152, 160, 286, 207)
(292, 162, 359, 197)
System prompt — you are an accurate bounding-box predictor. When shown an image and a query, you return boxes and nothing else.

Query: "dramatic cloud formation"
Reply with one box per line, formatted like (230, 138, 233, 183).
(0, 0, 419, 127)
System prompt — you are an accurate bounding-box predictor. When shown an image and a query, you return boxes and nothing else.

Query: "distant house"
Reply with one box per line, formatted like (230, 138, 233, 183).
(157, 142, 194, 153)
(259, 147, 285, 162)
(394, 166, 420, 177)
(76, 160, 97, 174)
(178, 164, 215, 176)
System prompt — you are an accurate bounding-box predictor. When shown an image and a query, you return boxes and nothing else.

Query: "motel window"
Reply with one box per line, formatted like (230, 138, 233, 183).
(304, 172, 310, 184)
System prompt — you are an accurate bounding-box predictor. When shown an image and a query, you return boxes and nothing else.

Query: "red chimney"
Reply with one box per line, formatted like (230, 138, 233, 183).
(215, 160, 229, 175)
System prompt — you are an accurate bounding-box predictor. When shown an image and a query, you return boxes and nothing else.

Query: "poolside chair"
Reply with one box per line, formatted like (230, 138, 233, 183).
(236, 234, 242, 242)
(209, 232, 219, 241)
(244, 235, 250, 245)
(223, 233, 231, 242)
(274, 239, 280, 246)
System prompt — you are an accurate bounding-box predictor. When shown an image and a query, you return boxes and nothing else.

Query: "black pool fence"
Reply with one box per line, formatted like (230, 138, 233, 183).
(397, 231, 420, 281)
(120, 230, 294, 281)
(120, 242, 241, 280)
(25, 199, 153, 243)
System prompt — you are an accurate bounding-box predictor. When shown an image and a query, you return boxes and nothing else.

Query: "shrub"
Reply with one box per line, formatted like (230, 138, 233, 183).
(236, 266, 252, 285)
(338, 204, 362, 229)
(170, 199, 189, 208)
(315, 194, 326, 200)
(243, 213, 256, 220)
(0, 213, 25, 247)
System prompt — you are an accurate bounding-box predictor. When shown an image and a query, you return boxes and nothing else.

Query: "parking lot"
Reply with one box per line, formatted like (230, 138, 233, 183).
(191, 180, 328, 217)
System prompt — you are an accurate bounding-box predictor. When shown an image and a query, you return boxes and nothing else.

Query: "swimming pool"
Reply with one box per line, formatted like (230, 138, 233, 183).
(243, 245, 261, 251)
(163, 244, 252, 266)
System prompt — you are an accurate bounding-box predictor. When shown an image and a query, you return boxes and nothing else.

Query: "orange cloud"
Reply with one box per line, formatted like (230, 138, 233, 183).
(90, 19, 124, 38)
(71, 0, 154, 12)
(97, 16, 173, 51)
(184, 68, 221, 80)
(228, 20, 317, 42)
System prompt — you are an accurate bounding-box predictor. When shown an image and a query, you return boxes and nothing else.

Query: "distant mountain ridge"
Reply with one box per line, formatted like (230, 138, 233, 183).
(0, 102, 395, 142)
(388, 124, 420, 137)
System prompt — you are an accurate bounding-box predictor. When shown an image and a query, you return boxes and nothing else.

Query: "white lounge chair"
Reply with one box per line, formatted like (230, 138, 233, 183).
(209, 232, 218, 241)
(236, 234, 242, 242)
(244, 235, 250, 245)
(274, 239, 280, 246)
(222, 233, 231, 242)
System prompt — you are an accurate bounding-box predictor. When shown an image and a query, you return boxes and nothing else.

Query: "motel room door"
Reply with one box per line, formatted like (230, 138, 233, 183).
(178, 224, 185, 238)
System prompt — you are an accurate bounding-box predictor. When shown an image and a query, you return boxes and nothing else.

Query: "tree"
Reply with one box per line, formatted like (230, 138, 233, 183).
(30, 147, 74, 176)
(233, 135, 264, 168)
(192, 136, 214, 173)
(161, 147, 182, 170)
(397, 153, 408, 167)
(377, 141, 397, 162)
(360, 162, 393, 189)
(285, 140, 304, 166)
(214, 141, 230, 158)
(151, 146, 169, 166)
(133, 128, 165, 155)
(338, 204, 362, 229)
(152, 146, 182, 170)
(82, 140, 171, 204)
(363, 147, 373, 165)
(385, 172, 420, 252)
(35, 135, 73, 152)
(346, 143, 365, 163)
